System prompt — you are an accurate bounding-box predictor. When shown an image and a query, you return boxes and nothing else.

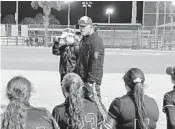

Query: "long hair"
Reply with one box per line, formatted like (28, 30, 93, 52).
(62, 73, 84, 129)
(123, 68, 148, 129)
(1, 76, 32, 129)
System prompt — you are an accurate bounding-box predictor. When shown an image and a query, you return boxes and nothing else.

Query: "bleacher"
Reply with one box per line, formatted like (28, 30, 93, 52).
(1, 37, 25, 46)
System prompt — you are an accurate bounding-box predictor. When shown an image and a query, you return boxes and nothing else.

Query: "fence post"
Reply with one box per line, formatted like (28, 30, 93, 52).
(113, 29, 115, 48)
(16, 36, 18, 45)
(7, 36, 8, 46)
(155, 1, 160, 50)
(138, 28, 141, 49)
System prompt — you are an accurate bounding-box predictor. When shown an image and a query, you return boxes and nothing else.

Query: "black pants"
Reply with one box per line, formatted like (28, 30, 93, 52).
(60, 74, 66, 83)
(83, 83, 107, 117)
(83, 83, 101, 99)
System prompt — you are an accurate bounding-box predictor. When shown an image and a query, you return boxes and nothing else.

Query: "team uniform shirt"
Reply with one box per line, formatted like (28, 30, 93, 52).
(76, 33, 104, 85)
(108, 94, 159, 129)
(52, 98, 102, 129)
(26, 106, 58, 129)
(163, 87, 175, 129)
(52, 41, 79, 76)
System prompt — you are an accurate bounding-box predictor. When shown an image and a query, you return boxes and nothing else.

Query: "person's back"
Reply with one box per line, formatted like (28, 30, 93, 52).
(1, 76, 59, 129)
(79, 99, 102, 129)
(163, 89, 175, 129)
(52, 73, 102, 129)
(26, 106, 58, 129)
(101, 68, 159, 129)
(52, 98, 102, 129)
(163, 66, 175, 129)
(109, 95, 159, 129)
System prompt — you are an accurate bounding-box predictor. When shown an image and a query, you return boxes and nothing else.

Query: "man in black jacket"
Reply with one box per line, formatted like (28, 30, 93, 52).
(76, 16, 105, 102)
(52, 28, 80, 82)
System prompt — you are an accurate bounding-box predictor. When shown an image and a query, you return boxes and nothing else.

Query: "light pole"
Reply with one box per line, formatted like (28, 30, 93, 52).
(15, 1, 18, 45)
(155, 1, 160, 50)
(65, 1, 73, 28)
(131, 1, 137, 24)
(106, 8, 113, 23)
(82, 1, 92, 16)
(15, 1, 18, 25)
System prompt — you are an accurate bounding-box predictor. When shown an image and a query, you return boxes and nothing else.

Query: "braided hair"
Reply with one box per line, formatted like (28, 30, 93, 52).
(1, 76, 32, 129)
(62, 73, 84, 129)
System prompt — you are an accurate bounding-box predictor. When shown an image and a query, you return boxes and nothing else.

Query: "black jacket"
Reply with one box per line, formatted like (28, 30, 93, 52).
(52, 41, 79, 75)
(76, 33, 104, 85)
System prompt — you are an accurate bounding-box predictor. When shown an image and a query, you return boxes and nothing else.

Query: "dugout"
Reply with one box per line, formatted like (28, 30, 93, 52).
(94, 23, 142, 49)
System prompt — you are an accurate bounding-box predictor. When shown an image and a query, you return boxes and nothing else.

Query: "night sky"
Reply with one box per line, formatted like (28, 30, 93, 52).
(1, 1, 143, 25)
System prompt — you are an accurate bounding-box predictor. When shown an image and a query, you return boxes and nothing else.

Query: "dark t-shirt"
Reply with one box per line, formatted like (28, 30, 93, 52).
(163, 88, 175, 129)
(26, 106, 59, 129)
(108, 95, 159, 129)
(52, 98, 102, 129)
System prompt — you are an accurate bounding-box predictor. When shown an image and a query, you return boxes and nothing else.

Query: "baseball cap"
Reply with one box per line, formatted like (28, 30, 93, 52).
(78, 16, 93, 26)
(60, 28, 75, 39)
(166, 66, 175, 81)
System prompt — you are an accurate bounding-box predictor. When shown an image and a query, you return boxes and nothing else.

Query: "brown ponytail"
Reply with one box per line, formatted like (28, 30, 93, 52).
(132, 83, 148, 129)
(1, 76, 32, 129)
(62, 73, 84, 129)
(124, 68, 148, 129)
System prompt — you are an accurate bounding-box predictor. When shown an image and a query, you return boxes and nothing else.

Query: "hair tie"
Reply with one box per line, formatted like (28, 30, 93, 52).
(133, 77, 142, 83)
(12, 97, 30, 106)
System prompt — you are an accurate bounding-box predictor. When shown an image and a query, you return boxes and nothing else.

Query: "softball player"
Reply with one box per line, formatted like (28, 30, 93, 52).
(98, 68, 159, 129)
(52, 73, 103, 129)
(1, 76, 59, 129)
(163, 66, 175, 129)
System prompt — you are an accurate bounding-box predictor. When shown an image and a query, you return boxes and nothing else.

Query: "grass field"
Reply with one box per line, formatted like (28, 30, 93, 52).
(1, 46, 175, 129)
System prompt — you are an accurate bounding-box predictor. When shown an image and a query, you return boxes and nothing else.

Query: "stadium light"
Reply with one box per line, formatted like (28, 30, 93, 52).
(172, 0, 175, 6)
(64, 1, 73, 28)
(82, 1, 92, 16)
(106, 8, 113, 23)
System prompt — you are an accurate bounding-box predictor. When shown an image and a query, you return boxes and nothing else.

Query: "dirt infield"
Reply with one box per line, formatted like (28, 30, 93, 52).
(1, 46, 175, 73)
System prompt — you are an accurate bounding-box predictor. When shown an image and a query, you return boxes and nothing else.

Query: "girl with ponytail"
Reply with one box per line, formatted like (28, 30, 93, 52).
(102, 68, 159, 129)
(52, 73, 103, 129)
(1, 76, 59, 129)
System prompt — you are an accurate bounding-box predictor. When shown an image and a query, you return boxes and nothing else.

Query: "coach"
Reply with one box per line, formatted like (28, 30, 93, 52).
(76, 16, 104, 101)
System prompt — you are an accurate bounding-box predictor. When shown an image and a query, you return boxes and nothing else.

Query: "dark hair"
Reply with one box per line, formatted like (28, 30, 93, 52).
(123, 68, 148, 129)
(1, 76, 32, 129)
(62, 73, 84, 129)
(93, 24, 98, 32)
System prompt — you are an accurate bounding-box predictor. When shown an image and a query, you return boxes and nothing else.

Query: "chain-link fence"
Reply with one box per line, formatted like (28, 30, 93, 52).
(1, 23, 175, 50)
(141, 1, 175, 50)
(97, 29, 141, 49)
(141, 24, 175, 50)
